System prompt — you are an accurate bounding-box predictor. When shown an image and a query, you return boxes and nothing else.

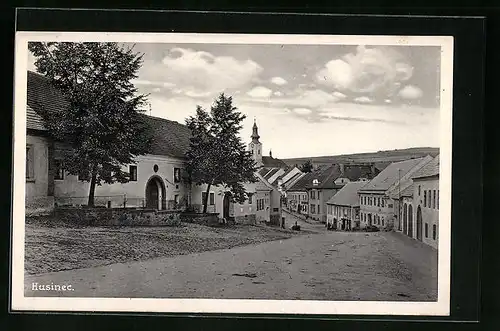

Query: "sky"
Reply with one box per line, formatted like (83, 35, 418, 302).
(27, 43, 442, 159)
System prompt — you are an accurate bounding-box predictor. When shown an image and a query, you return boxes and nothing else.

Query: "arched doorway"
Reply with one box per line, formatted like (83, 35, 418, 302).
(408, 205, 413, 238)
(416, 206, 423, 241)
(403, 203, 408, 234)
(223, 192, 231, 220)
(145, 176, 166, 210)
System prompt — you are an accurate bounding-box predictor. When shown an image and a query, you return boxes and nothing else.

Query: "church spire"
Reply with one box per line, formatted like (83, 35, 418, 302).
(251, 118, 260, 143)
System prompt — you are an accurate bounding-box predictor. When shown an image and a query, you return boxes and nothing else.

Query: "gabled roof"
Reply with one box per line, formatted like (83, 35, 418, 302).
(326, 181, 367, 207)
(412, 155, 440, 180)
(263, 167, 280, 181)
(359, 157, 427, 192)
(262, 156, 287, 168)
(26, 71, 192, 159)
(255, 172, 275, 191)
(258, 167, 271, 177)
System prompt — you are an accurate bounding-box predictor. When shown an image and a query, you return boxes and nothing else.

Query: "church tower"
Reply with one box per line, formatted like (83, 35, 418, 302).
(248, 119, 263, 167)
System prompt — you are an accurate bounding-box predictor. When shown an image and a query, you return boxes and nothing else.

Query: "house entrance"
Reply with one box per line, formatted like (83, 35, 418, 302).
(403, 204, 408, 235)
(145, 176, 166, 210)
(416, 206, 423, 241)
(223, 192, 231, 220)
(408, 205, 413, 238)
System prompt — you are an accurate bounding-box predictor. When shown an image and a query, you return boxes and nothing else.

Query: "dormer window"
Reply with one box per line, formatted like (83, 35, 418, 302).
(312, 179, 319, 186)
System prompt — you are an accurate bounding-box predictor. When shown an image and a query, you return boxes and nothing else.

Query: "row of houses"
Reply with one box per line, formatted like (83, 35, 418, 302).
(25, 71, 285, 226)
(324, 155, 440, 249)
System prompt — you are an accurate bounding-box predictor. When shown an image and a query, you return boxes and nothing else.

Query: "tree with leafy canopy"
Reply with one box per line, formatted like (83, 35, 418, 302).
(299, 159, 313, 173)
(185, 94, 257, 214)
(29, 42, 152, 206)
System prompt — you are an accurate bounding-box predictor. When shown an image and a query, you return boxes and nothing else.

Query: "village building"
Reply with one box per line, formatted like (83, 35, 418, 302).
(326, 180, 368, 231)
(24, 71, 283, 225)
(409, 155, 440, 249)
(287, 163, 378, 223)
(358, 156, 433, 229)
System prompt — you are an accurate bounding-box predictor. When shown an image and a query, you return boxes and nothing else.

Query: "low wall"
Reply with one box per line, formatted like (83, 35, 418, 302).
(53, 207, 181, 227)
(26, 196, 55, 216)
(234, 214, 256, 225)
(180, 212, 220, 226)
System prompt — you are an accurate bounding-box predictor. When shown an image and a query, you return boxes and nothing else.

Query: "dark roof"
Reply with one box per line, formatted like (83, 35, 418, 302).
(359, 157, 427, 192)
(258, 167, 271, 177)
(326, 181, 367, 207)
(27, 71, 70, 131)
(27, 105, 46, 131)
(26, 71, 192, 159)
(140, 114, 192, 159)
(262, 156, 287, 168)
(412, 155, 439, 180)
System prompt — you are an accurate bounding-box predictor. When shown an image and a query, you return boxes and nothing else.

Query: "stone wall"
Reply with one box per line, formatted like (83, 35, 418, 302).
(53, 207, 181, 227)
(269, 213, 281, 226)
(180, 212, 220, 226)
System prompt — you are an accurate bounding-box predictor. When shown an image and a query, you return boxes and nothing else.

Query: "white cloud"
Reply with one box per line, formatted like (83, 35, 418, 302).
(292, 107, 312, 115)
(152, 87, 161, 93)
(273, 91, 283, 97)
(316, 45, 414, 96)
(143, 48, 263, 98)
(132, 79, 176, 88)
(247, 86, 273, 98)
(354, 96, 373, 104)
(270, 76, 288, 85)
(333, 91, 347, 99)
(398, 85, 423, 99)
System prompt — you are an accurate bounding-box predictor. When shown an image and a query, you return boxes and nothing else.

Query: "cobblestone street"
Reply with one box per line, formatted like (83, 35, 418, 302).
(25, 219, 437, 301)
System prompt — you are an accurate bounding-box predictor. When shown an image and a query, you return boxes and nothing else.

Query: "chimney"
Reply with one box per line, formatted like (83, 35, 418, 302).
(340, 163, 345, 175)
(370, 163, 376, 175)
(269, 149, 273, 158)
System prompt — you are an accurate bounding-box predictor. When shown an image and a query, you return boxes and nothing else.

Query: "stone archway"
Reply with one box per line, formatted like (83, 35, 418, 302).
(145, 175, 166, 210)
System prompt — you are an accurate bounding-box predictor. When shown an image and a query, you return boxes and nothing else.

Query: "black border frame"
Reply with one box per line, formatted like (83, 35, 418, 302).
(5, 7, 486, 330)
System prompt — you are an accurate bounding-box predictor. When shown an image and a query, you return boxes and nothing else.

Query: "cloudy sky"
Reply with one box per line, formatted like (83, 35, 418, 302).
(28, 43, 441, 159)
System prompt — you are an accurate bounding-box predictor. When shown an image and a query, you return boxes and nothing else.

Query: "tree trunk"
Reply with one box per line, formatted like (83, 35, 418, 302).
(203, 183, 211, 214)
(88, 167, 98, 207)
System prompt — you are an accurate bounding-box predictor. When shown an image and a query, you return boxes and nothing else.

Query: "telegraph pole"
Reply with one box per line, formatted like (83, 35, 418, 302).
(398, 168, 401, 230)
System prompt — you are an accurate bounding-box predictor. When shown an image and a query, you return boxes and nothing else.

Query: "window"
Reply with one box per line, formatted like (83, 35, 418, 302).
(424, 191, 427, 207)
(437, 191, 439, 209)
(26, 145, 34, 180)
(425, 223, 429, 238)
(317, 204, 320, 214)
(129, 165, 137, 181)
(433, 224, 437, 240)
(377, 197, 380, 207)
(173, 168, 181, 183)
(381, 199, 385, 208)
(311, 191, 315, 199)
(311, 204, 315, 214)
(317, 191, 321, 199)
(432, 190, 436, 209)
(209, 192, 215, 205)
(174, 194, 179, 204)
(428, 190, 432, 207)
(418, 185, 421, 196)
(54, 159, 64, 180)
(273, 208, 279, 212)
(202, 192, 207, 204)
(248, 193, 253, 204)
(382, 218, 384, 226)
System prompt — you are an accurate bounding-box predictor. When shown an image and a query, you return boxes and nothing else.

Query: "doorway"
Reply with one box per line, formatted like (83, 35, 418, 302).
(145, 176, 166, 210)
(416, 206, 423, 241)
(223, 192, 231, 220)
(408, 205, 413, 238)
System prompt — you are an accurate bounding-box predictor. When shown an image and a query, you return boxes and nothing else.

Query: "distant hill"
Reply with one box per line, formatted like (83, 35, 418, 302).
(282, 147, 439, 171)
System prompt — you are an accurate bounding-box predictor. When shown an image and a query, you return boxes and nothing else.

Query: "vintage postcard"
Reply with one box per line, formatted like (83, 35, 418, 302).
(11, 32, 453, 315)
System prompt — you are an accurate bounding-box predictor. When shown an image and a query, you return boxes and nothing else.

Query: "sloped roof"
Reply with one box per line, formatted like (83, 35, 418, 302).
(264, 167, 280, 180)
(262, 156, 287, 168)
(258, 167, 271, 177)
(140, 114, 192, 159)
(341, 164, 379, 181)
(326, 181, 367, 207)
(26, 71, 192, 159)
(412, 155, 440, 179)
(400, 183, 414, 198)
(27, 105, 46, 131)
(359, 157, 427, 192)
